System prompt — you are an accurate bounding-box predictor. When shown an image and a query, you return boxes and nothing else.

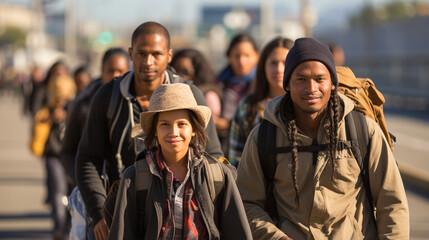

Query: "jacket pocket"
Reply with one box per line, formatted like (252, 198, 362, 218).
(347, 212, 365, 240)
(329, 213, 364, 240)
(331, 149, 360, 196)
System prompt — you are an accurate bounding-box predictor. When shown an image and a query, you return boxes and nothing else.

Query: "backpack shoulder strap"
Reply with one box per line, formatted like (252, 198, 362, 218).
(204, 153, 225, 202)
(257, 119, 277, 184)
(345, 111, 375, 213)
(134, 154, 152, 236)
(257, 119, 279, 223)
(345, 111, 367, 170)
(134, 157, 152, 192)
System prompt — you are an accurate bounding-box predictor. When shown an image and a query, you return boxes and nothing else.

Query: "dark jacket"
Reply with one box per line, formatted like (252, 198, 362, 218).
(61, 79, 103, 186)
(76, 70, 223, 224)
(108, 150, 252, 240)
(30, 81, 48, 117)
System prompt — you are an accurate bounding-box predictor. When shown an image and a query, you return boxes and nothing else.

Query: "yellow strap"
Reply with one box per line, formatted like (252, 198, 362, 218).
(219, 156, 231, 165)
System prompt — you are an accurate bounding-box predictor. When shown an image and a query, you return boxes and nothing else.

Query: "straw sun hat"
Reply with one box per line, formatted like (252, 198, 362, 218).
(131, 83, 212, 138)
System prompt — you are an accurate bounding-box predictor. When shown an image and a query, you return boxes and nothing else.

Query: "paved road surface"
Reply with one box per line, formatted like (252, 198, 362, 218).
(0, 94, 51, 239)
(386, 113, 429, 240)
(0, 93, 428, 239)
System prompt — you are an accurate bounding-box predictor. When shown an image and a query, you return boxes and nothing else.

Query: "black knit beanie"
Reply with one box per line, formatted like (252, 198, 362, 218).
(283, 37, 338, 92)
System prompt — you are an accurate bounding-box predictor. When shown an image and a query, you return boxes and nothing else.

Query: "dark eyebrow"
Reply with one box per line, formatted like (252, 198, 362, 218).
(295, 73, 328, 77)
(133, 49, 164, 54)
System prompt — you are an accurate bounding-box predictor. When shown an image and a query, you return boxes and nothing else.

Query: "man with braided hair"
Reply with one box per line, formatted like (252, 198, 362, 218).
(236, 37, 409, 240)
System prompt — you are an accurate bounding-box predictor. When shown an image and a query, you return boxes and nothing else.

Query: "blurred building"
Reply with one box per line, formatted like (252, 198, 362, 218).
(196, 4, 303, 72)
(316, 13, 429, 113)
(0, 3, 39, 30)
(0, 3, 50, 72)
(199, 6, 260, 36)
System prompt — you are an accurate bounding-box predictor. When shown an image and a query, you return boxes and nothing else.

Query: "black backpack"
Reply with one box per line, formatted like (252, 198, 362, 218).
(103, 151, 232, 228)
(257, 111, 375, 224)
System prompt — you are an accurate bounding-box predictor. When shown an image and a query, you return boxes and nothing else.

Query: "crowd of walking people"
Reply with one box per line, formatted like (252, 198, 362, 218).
(21, 21, 408, 240)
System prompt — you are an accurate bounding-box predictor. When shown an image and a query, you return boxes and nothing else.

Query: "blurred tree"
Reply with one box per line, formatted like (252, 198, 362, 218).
(349, 1, 428, 27)
(0, 26, 27, 48)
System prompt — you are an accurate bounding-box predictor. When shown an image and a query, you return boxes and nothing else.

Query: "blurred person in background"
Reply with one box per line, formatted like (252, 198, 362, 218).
(228, 37, 294, 167)
(75, 22, 222, 240)
(329, 43, 345, 66)
(170, 48, 223, 137)
(22, 65, 45, 116)
(30, 74, 76, 240)
(62, 47, 130, 188)
(73, 66, 92, 96)
(61, 47, 130, 240)
(30, 61, 70, 117)
(217, 33, 259, 156)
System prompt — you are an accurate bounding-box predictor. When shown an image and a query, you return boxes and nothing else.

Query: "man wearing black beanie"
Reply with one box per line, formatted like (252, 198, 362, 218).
(237, 37, 409, 239)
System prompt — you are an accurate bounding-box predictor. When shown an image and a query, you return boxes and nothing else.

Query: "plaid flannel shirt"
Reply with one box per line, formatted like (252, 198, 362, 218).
(228, 97, 264, 166)
(147, 149, 208, 240)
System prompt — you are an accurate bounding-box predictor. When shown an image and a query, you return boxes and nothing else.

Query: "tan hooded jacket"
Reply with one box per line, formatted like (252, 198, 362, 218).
(237, 93, 409, 240)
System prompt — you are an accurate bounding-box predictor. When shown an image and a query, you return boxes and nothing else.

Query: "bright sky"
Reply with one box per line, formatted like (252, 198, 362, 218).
(3, 0, 428, 30)
(74, 0, 408, 30)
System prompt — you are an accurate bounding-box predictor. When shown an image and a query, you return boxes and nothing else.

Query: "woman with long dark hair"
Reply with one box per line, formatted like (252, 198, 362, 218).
(216, 33, 259, 156)
(228, 37, 293, 166)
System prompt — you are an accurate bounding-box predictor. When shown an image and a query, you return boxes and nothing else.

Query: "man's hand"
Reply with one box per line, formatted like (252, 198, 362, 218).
(280, 236, 293, 240)
(94, 219, 109, 240)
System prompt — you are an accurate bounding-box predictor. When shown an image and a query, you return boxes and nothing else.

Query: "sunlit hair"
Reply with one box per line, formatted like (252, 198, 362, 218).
(131, 21, 170, 49)
(276, 84, 341, 208)
(244, 37, 294, 132)
(44, 60, 69, 84)
(226, 33, 258, 57)
(144, 110, 208, 157)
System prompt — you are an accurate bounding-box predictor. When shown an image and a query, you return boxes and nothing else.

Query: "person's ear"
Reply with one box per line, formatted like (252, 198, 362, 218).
(167, 49, 173, 63)
(128, 47, 133, 59)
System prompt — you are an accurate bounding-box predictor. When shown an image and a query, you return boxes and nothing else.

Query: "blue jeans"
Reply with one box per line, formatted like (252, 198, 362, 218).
(68, 186, 95, 240)
(45, 156, 68, 234)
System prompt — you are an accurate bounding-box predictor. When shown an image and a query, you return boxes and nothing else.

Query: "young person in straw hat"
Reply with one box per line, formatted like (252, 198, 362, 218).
(108, 83, 252, 239)
(76, 22, 222, 239)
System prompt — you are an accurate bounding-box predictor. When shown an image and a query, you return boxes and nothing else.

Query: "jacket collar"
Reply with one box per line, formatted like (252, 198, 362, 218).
(143, 147, 202, 179)
(217, 65, 256, 84)
(263, 92, 355, 138)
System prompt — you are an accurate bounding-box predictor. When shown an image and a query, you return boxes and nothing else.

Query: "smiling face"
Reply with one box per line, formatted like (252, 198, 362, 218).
(129, 33, 172, 84)
(156, 110, 195, 162)
(286, 61, 335, 118)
